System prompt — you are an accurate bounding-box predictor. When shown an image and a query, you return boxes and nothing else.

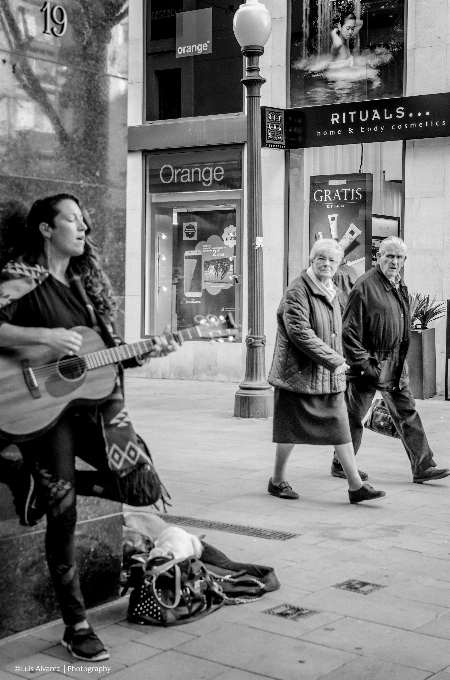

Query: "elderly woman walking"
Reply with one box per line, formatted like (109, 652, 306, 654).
(267, 239, 385, 504)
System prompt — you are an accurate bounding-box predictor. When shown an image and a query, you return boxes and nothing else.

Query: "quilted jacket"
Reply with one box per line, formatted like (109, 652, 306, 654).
(268, 271, 346, 394)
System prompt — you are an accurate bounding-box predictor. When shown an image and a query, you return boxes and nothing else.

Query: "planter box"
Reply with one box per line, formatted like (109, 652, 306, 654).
(407, 328, 436, 400)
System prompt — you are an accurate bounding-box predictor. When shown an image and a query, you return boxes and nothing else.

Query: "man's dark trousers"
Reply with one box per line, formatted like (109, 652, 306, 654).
(345, 381, 436, 476)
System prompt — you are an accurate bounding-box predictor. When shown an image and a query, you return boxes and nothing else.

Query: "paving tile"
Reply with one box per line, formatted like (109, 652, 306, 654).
(213, 671, 274, 680)
(318, 656, 431, 680)
(0, 672, 23, 680)
(30, 624, 66, 645)
(102, 640, 160, 667)
(120, 625, 197, 650)
(302, 616, 450, 672)
(237, 608, 344, 639)
(105, 650, 224, 680)
(0, 636, 53, 662)
(415, 612, 450, 639)
(176, 623, 356, 680)
(293, 586, 448, 630)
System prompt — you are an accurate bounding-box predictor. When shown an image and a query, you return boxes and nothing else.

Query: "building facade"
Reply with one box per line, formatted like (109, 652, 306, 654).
(126, 0, 450, 395)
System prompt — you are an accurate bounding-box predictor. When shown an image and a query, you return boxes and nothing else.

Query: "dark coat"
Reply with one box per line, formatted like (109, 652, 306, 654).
(342, 265, 410, 390)
(268, 271, 346, 394)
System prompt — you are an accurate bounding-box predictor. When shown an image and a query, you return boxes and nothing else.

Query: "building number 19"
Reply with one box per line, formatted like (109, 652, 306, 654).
(40, 2, 68, 37)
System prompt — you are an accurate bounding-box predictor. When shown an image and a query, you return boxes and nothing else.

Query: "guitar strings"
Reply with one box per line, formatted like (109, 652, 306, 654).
(28, 326, 232, 379)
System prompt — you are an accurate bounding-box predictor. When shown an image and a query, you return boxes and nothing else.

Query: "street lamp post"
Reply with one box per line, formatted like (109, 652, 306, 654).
(233, 0, 273, 418)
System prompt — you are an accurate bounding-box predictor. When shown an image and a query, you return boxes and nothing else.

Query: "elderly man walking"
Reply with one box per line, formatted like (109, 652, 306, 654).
(331, 236, 449, 484)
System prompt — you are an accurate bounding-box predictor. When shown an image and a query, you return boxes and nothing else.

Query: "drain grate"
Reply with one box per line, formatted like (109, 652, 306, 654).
(264, 604, 320, 621)
(333, 579, 386, 595)
(157, 514, 298, 540)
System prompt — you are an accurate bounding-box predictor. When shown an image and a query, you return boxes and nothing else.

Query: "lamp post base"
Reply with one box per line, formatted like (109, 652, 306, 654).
(234, 387, 273, 419)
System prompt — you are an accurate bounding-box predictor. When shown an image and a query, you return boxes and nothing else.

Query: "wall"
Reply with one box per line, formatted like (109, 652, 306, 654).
(261, 0, 288, 362)
(0, 0, 129, 636)
(0, 1, 129, 319)
(403, 0, 450, 394)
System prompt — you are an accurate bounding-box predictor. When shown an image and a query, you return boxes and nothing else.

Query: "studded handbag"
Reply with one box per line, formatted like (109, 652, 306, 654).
(364, 398, 400, 439)
(126, 555, 224, 627)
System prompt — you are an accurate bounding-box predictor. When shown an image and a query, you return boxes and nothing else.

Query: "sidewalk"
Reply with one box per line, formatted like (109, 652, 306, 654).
(1, 377, 450, 680)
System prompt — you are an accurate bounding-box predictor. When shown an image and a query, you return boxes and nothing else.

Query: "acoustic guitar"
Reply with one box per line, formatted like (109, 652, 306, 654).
(0, 314, 237, 441)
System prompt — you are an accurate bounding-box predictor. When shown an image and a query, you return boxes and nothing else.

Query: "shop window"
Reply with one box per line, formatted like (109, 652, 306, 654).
(148, 205, 240, 336)
(156, 69, 181, 120)
(146, 0, 243, 121)
(144, 147, 243, 338)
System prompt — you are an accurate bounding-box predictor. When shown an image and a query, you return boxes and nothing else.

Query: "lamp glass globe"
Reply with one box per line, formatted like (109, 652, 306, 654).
(233, 0, 272, 49)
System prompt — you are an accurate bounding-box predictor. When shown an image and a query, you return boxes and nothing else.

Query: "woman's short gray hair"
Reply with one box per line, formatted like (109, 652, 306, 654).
(378, 236, 406, 256)
(309, 238, 344, 264)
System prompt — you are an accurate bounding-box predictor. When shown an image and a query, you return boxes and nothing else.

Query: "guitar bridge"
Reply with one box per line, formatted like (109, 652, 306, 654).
(22, 360, 41, 399)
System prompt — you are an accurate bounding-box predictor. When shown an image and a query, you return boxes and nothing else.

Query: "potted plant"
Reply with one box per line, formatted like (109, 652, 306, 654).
(407, 294, 446, 399)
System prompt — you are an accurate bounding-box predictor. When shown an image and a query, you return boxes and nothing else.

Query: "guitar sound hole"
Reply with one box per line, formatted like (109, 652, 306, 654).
(58, 355, 87, 381)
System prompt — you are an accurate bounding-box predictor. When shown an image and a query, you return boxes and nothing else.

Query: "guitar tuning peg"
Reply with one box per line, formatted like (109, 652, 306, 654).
(218, 315, 224, 321)
(227, 337, 235, 342)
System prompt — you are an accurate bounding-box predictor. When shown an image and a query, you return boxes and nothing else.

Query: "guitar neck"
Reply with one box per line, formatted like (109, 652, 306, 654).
(83, 324, 232, 370)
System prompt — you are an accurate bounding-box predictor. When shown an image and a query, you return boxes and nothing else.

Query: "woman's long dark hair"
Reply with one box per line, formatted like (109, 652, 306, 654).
(0, 194, 118, 321)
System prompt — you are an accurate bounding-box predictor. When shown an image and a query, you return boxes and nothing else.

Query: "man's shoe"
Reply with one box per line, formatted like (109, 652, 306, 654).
(348, 483, 386, 504)
(331, 460, 368, 481)
(62, 625, 109, 662)
(413, 467, 450, 484)
(268, 478, 299, 499)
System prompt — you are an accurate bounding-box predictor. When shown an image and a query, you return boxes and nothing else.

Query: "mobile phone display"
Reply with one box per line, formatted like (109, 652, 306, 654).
(203, 257, 233, 283)
(184, 251, 202, 296)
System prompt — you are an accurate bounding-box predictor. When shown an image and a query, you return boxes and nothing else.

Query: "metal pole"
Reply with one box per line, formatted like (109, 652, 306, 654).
(234, 46, 273, 418)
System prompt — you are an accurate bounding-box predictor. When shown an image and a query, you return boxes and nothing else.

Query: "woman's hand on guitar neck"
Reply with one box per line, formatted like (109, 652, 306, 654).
(147, 332, 178, 358)
(42, 328, 83, 355)
(144, 327, 178, 359)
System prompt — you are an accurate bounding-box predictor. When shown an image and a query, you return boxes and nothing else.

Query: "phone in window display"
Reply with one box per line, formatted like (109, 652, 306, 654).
(184, 250, 203, 297)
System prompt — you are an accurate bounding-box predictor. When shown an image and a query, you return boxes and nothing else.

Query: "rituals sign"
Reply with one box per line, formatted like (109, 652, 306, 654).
(263, 93, 450, 149)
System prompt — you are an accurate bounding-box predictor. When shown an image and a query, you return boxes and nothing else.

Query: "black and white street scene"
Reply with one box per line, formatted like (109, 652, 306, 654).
(1, 1, 450, 680)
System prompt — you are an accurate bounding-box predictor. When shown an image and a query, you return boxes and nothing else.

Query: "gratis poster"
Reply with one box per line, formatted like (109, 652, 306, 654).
(309, 173, 373, 278)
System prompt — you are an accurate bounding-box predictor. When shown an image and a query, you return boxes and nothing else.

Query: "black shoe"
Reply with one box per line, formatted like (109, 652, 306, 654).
(348, 483, 386, 504)
(268, 478, 299, 499)
(413, 467, 450, 484)
(62, 625, 109, 662)
(331, 460, 368, 481)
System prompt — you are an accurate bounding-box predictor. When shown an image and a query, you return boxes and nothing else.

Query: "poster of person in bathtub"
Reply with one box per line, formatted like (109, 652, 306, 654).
(310, 173, 373, 279)
(291, 0, 405, 107)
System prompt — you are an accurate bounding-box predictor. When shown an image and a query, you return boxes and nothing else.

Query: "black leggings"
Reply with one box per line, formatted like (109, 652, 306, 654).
(19, 408, 119, 626)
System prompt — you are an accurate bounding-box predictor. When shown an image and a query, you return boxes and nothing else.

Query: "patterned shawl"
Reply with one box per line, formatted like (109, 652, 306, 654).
(0, 256, 147, 477)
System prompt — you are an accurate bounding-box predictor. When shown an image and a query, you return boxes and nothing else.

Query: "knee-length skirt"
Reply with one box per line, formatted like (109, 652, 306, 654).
(272, 387, 351, 445)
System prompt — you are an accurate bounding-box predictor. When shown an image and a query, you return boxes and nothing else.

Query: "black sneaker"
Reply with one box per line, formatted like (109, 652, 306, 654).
(331, 460, 368, 481)
(62, 625, 109, 662)
(268, 478, 299, 499)
(348, 483, 386, 504)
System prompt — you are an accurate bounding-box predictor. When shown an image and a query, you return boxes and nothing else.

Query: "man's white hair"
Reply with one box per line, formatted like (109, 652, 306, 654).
(378, 235, 406, 256)
(309, 238, 344, 263)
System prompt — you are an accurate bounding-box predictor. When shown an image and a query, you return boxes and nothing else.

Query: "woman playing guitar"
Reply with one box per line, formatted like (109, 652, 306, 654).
(0, 194, 176, 661)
